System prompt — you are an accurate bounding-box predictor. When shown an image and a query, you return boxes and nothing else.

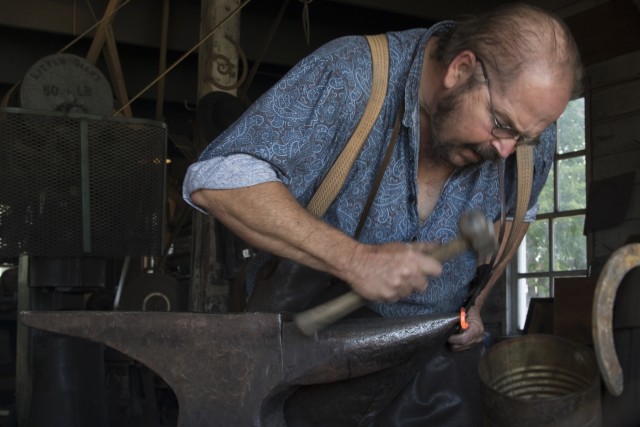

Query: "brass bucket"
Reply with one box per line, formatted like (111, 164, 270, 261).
(479, 334, 601, 427)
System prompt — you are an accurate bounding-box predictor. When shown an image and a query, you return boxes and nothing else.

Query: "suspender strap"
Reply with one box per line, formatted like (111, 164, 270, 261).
(494, 143, 535, 269)
(465, 144, 535, 310)
(306, 34, 389, 217)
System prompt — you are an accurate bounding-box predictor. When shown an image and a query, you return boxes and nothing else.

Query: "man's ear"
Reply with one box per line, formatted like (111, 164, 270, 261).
(443, 50, 478, 89)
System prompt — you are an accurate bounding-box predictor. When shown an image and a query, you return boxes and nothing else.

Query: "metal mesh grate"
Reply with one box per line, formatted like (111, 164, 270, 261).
(0, 107, 166, 256)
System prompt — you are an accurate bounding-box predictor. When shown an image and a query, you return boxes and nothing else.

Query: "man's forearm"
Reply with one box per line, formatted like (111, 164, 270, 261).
(191, 182, 358, 278)
(190, 181, 443, 302)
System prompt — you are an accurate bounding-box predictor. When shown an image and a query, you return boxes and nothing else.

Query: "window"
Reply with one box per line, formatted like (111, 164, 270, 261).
(510, 98, 588, 331)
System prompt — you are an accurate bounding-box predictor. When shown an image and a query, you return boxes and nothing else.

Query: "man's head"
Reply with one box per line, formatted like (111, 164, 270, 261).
(424, 3, 582, 167)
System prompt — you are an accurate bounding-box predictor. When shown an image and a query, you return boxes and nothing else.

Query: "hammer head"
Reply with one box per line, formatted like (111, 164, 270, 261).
(457, 211, 498, 261)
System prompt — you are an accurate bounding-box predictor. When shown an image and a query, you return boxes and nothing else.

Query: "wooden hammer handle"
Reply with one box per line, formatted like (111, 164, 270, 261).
(294, 238, 469, 336)
(295, 292, 365, 336)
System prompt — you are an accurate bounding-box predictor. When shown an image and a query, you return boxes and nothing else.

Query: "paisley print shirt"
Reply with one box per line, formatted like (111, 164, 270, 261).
(183, 23, 555, 317)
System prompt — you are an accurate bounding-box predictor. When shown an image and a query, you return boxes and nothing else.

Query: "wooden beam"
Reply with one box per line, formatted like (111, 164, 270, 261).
(155, 0, 170, 121)
(86, 0, 123, 64)
(103, 26, 132, 117)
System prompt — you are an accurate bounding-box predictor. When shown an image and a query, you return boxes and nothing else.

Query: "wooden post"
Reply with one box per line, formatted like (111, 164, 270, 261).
(155, 0, 170, 121)
(103, 27, 132, 117)
(190, 0, 241, 313)
(15, 257, 31, 427)
(197, 0, 242, 98)
(83, 0, 132, 117)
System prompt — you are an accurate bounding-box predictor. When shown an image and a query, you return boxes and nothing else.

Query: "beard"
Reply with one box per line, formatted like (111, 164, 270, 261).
(425, 85, 500, 166)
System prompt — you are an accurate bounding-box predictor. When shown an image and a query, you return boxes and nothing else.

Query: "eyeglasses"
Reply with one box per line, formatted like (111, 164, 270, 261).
(476, 57, 524, 143)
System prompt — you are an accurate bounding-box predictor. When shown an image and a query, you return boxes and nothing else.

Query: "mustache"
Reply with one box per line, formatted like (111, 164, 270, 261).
(460, 143, 500, 162)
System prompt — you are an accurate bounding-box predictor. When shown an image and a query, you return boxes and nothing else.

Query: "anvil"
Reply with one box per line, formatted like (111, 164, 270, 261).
(20, 310, 460, 426)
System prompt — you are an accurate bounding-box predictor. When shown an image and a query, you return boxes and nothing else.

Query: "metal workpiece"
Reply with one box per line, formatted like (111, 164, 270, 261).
(20, 310, 459, 426)
(592, 243, 640, 396)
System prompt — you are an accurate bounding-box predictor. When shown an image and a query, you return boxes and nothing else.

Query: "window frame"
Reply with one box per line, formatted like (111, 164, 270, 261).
(506, 97, 590, 334)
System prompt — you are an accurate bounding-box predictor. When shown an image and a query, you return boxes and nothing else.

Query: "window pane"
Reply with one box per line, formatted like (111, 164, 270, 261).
(517, 277, 550, 329)
(537, 167, 554, 215)
(557, 98, 585, 154)
(558, 156, 586, 211)
(553, 215, 587, 270)
(521, 219, 549, 272)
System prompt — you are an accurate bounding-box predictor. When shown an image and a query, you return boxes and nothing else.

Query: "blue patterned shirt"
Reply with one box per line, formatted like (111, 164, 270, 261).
(183, 23, 555, 317)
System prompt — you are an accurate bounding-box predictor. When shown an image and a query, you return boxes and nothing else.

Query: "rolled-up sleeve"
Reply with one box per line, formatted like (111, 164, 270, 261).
(182, 154, 280, 212)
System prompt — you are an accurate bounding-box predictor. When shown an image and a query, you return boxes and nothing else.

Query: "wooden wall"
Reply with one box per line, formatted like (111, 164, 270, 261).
(585, 49, 640, 426)
(586, 49, 640, 271)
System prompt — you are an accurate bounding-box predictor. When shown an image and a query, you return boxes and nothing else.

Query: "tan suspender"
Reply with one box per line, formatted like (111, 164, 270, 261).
(306, 34, 389, 217)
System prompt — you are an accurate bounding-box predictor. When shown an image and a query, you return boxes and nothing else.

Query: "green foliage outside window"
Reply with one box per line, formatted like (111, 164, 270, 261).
(557, 98, 586, 153)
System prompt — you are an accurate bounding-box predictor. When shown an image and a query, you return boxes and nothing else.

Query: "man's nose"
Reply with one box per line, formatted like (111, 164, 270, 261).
(490, 138, 517, 158)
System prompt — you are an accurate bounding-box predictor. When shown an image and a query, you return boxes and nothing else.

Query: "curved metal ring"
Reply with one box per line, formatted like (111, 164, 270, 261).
(209, 35, 248, 91)
(592, 243, 640, 396)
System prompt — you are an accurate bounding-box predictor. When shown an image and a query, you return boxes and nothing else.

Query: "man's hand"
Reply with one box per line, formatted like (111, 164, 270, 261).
(343, 242, 443, 302)
(448, 305, 484, 351)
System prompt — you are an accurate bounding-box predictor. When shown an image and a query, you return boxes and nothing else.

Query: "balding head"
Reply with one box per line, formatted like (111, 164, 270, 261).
(436, 3, 583, 99)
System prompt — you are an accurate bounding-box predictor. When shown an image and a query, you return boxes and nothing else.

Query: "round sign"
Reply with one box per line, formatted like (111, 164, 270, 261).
(20, 53, 114, 115)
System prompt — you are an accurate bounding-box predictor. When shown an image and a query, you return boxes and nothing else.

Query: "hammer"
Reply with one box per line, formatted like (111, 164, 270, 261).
(294, 211, 498, 336)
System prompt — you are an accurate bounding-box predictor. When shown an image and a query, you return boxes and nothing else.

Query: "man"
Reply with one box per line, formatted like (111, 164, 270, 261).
(184, 3, 582, 425)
